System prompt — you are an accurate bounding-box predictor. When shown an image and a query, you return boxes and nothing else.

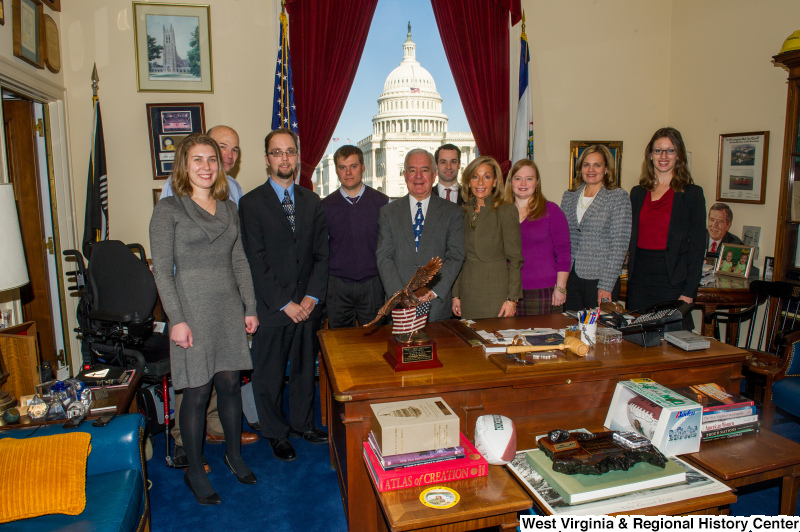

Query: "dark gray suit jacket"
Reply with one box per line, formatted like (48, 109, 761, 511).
(239, 181, 329, 327)
(376, 194, 465, 322)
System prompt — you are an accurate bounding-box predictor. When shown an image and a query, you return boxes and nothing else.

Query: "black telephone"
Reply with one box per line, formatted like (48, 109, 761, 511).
(614, 300, 692, 347)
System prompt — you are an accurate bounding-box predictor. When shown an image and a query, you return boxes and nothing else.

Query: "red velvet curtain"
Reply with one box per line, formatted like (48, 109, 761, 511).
(430, 0, 522, 174)
(285, 0, 379, 189)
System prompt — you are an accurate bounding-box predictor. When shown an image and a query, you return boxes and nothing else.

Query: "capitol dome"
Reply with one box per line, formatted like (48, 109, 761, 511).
(372, 23, 448, 136)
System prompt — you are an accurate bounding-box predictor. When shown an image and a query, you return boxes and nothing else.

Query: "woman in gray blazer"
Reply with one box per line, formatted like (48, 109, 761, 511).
(451, 157, 522, 319)
(560, 145, 631, 311)
(150, 134, 259, 505)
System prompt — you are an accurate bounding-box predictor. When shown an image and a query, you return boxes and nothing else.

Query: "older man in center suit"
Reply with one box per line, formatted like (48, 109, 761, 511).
(376, 149, 465, 322)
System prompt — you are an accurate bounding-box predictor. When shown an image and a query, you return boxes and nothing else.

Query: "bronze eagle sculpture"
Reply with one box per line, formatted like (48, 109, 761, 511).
(363, 257, 443, 327)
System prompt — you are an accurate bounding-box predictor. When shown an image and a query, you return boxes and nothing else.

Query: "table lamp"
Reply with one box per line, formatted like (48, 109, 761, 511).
(0, 182, 30, 414)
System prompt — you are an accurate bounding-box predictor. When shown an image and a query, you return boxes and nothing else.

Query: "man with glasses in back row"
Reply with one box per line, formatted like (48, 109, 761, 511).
(238, 128, 329, 463)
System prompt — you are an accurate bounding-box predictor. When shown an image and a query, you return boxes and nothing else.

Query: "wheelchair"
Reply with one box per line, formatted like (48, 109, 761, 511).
(63, 240, 174, 464)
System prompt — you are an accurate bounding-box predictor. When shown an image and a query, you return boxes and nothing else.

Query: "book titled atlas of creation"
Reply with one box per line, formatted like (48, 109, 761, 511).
(363, 432, 487, 492)
(370, 397, 460, 455)
(525, 448, 686, 505)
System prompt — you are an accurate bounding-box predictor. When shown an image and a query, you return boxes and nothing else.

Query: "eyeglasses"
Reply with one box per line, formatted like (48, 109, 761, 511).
(652, 148, 677, 156)
(267, 149, 298, 158)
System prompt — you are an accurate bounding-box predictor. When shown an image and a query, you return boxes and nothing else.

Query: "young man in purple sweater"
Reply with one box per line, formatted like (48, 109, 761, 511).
(321, 145, 390, 328)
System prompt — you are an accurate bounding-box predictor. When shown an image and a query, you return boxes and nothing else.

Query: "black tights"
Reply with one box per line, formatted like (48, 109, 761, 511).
(181, 371, 248, 495)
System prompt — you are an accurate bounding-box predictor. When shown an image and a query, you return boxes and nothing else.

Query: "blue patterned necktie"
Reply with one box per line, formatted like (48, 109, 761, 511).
(282, 189, 295, 232)
(413, 201, 424, 251)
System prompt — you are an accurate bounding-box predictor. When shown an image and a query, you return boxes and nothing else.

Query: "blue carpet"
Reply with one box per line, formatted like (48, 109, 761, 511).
(146, 383, 348, 532)
(146, 387, 800, 530)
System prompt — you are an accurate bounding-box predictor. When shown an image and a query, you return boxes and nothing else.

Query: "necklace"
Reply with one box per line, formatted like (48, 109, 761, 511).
(195, 196, 215, 213)
(578, 191, 596, 210)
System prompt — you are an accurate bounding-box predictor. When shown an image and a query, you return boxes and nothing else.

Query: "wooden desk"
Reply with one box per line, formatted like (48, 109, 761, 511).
(374, 465, 531, 532)
(684, 430, 800, 515)
(319, 315, 748, 531)
(620, 278, 755, 338)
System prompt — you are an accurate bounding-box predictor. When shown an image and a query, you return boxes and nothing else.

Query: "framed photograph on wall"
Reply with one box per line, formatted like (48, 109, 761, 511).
(146, 103, 205, 179)
(716, 131, 769, 204)
(12, 0, 44, 69)
(133, 2, 213, 93)
(715, 243, 754, 279)
(569, 141, 622, 190)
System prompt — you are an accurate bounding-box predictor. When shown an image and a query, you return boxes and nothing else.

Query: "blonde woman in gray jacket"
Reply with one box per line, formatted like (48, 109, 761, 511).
(560, 144, 631, 311)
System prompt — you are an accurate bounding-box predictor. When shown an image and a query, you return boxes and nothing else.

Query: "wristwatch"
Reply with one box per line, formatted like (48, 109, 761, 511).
(553, 285, 567, 295)
(506, 298, 519, 304)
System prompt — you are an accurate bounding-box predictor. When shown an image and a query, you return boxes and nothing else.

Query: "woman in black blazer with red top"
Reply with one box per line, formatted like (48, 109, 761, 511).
(627, 127, 706, 326)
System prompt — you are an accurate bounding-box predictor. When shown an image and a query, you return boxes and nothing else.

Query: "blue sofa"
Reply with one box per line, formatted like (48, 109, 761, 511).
(0, 413, 149, 532)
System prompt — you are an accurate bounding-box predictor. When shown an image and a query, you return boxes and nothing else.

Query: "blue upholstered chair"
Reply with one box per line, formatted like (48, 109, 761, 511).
(765, 330, 800, 428)
(0, 413, 149, 531)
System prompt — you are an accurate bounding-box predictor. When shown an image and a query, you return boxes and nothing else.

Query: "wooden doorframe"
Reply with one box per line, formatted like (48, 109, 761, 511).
(0, 57, 80, 374)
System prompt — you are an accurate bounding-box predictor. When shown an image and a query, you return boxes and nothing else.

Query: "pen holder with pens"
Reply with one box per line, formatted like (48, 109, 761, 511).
(578, 309, 599, 346)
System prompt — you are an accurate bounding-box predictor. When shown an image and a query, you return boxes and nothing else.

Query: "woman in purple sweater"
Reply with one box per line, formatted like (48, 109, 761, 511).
(504, 160, 571, 315)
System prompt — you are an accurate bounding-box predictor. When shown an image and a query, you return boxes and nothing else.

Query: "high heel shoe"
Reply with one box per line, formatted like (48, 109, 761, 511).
(184, 473, 222, 505)
(223, 454, 257, 485)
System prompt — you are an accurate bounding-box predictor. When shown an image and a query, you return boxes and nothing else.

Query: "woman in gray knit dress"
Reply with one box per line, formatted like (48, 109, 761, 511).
(150, 133, 259, 505)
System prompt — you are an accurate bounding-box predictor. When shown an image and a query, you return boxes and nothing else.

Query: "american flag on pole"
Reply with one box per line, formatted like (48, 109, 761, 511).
(272, 8, 298, 134)
(392, 301, 431, 335)
(410, 87, 420, 93)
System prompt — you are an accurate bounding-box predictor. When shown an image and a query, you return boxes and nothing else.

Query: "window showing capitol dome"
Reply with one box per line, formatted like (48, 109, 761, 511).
(314, 23, 476, 198)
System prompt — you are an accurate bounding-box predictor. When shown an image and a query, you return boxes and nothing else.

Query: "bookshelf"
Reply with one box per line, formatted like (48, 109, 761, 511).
(773, 50, 800, 283)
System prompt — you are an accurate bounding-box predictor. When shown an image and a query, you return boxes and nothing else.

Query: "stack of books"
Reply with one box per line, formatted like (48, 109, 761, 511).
(362, 397, 488, 492)
(671, 383, 759, 441)
(363, 432, 487, 492)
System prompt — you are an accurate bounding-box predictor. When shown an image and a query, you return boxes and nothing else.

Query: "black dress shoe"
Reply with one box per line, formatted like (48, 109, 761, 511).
(268, 437, 297, 461)
(289, 427, 329, 444)
(184, 473, 221, 506)
(223, 454, 257, 484)
(172, 446, 210, 472)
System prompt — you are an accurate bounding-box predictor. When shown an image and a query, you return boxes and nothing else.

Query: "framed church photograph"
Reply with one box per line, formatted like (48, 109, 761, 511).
(133, 3, 214, 93)
(569, 140, 623, 190)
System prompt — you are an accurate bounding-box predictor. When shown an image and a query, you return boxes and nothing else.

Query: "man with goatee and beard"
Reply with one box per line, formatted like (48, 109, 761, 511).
(238, 128, 329, 462)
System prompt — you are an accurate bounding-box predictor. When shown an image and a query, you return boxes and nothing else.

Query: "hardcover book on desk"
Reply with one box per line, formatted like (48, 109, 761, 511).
(604, 378, 702, 456)
(370, 397, 460, 455)
(525, 449, 686, 505)
(363, 432, 487, 492)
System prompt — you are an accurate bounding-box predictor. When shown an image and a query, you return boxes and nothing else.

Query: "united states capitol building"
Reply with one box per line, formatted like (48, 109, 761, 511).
(313, 25, 477, 197)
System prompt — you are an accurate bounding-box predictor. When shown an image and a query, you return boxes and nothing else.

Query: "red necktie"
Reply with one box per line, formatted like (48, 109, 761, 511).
(445, 188, 451, 202)
(710, 241, 717, 253)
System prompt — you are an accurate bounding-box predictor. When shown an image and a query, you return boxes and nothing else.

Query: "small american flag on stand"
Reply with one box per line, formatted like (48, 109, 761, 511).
(392, 301, 431, 335)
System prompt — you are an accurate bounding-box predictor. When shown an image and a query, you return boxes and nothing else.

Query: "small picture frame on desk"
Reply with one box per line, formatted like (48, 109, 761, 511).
(715, 243, 754, 279)
(764, 256, 774, 281)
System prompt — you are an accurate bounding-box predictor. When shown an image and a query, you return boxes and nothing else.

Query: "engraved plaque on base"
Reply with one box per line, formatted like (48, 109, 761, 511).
(384, 336, 442, 372)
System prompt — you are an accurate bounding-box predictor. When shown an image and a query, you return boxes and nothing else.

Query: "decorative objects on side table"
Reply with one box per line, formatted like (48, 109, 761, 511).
(716, 131, 769, 204)
(146, 102, 205, 179)
(132, 2, 214, 93)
